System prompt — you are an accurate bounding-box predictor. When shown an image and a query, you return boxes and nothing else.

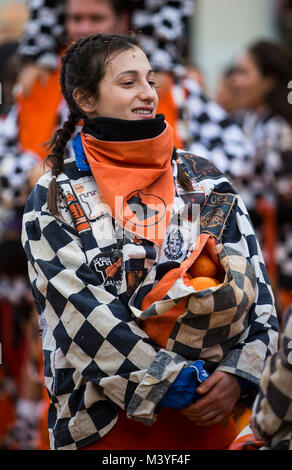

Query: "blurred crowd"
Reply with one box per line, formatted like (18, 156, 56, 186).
(0, 0, 291, 451)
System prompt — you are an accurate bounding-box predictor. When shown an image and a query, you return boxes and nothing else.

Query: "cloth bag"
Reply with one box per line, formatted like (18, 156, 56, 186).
(129, 232, 257, 367)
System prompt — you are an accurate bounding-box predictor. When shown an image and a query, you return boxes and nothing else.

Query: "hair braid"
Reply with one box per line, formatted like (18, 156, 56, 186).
(46, 37, 98, 215)
(172, 148, 193, 192)
(46, 111, 79, 216)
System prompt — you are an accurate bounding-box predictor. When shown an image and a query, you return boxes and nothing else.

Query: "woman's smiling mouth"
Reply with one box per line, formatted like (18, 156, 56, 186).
(132, 107, 154, 118)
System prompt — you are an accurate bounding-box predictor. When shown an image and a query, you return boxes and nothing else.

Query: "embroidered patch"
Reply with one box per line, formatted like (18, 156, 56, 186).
(72, 180, 108, 221)
(181, 153, 222, 181)
(179, 190, 206, 216)
(164, 228, 184, 260)
(63, 190, 91, 234)
(90, 250, 122, 287)
(200, 192, 237, 240)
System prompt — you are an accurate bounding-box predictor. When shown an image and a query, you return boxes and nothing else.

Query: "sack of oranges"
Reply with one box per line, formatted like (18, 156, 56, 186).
(184, 251, 223, 290)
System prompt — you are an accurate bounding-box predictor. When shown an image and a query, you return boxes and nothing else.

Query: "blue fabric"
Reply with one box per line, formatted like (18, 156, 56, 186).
(72, 133, 90, 171)
(159, 360, 209, 409)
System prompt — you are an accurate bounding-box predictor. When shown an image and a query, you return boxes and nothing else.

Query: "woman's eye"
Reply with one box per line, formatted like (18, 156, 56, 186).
(122, 81, 134, 86)
(148, 80, 159, 89)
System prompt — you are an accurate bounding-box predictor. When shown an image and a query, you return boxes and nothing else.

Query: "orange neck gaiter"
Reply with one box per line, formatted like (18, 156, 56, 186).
(81, 121, 175, 245)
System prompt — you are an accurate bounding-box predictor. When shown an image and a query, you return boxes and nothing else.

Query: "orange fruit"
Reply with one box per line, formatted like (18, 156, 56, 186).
(190, 276, 220, 290)
(189, 254, 218, 278)
(183, 272, 192, 286)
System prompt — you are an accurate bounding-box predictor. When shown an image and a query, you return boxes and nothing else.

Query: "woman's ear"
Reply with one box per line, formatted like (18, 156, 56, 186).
(72, 88, 97, 117)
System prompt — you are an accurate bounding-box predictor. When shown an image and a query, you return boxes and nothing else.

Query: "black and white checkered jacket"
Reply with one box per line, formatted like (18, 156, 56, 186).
(252, 304, 292, 450)
(21, 150, 278, 450)
(233, 109, 292, 291)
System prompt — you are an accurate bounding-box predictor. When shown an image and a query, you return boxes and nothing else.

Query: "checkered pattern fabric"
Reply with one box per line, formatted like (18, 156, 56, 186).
(131, 0, 194, 74)
(233, 110, 292, 291)
(22, 150, 278, 449)
(17, 0, 65, 68)
(233, 110, 292, 210)
(182, 78, 254, 178)
(0, 110, 40, 303)
(0, 107, 39, 212)
(132, 243, 257, 367)
(251, 304, 292, 450)
(17, 0, 193, 72)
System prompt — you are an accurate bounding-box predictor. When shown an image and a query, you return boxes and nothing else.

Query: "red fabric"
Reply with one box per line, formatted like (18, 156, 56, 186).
(80, 409, 237, 451)
(0, 369, 15, 443)
(0, 301, 28, 387)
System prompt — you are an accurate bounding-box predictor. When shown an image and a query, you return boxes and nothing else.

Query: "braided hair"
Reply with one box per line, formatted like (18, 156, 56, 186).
(46, 33, 192, 216)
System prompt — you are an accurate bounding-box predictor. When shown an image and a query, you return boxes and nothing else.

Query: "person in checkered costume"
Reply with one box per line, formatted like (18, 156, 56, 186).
(231, 40, 292, 317)
(251, 302, 292, 450)
(21, 33, 278, 450)
(229, 302, 292, 450)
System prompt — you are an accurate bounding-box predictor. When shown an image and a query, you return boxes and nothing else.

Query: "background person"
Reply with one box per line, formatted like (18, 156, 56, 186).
(232, 39, 292, 319)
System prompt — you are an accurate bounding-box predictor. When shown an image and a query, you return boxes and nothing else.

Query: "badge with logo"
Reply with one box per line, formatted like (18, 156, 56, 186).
(90, 250, 122, 287)
(121, 190, 166, 228)
(164, 229, 184, 260)
(200, 191, 237, 240)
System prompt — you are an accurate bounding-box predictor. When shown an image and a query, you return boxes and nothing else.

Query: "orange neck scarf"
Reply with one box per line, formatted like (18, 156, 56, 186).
(81, 121, 174, 245)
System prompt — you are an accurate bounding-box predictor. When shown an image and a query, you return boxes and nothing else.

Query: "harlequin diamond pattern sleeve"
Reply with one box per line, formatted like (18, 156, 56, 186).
(216, 193, 279, 392)
(21, 178, 189, 425)
(251, 305, 292, 449)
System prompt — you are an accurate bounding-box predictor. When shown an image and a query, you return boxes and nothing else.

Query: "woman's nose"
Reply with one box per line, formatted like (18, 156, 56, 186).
(139, 82, 156, 101)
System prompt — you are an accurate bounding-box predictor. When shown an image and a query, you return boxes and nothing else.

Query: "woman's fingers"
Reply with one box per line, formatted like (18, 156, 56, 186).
(196, 370, 222, 394)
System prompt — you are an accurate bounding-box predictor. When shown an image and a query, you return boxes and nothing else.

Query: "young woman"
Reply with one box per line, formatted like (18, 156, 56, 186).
(233, 40, 292, 315)
(21, 33, 278, 450)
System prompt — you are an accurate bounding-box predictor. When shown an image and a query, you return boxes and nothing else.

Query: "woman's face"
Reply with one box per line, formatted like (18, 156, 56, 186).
(233, 52, 274, 110)
(80, 45, 159, 120)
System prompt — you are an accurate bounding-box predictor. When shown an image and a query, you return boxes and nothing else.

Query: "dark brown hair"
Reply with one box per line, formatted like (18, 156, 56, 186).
(247, 39, 292, 125)
(46, 33, 192, 216)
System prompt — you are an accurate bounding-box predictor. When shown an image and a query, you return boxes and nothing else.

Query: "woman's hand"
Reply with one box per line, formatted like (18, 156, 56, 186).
(180, 371, 241, 426)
